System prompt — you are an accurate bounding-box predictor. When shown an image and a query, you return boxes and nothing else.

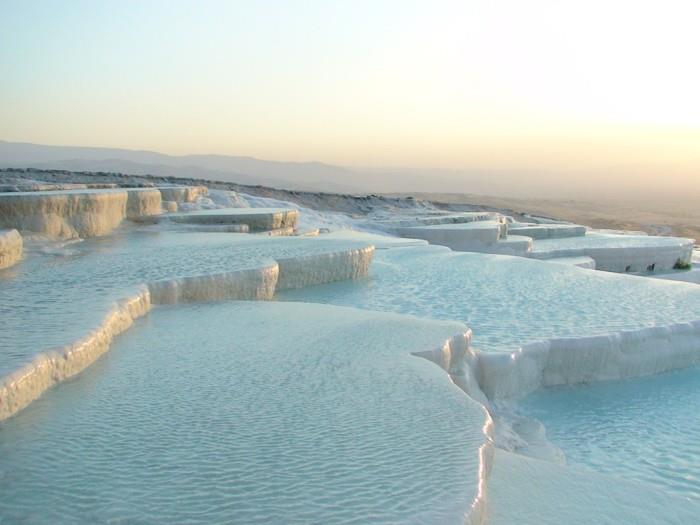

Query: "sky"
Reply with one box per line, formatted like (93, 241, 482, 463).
(1, 0, 699, 195)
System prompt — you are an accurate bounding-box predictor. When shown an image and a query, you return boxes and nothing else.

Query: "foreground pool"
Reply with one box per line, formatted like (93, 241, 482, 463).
(279, 245, 700, 354)
(517, 366, 700, 499)
(0, 228, 371, 377)
(0, 302, 491, 524)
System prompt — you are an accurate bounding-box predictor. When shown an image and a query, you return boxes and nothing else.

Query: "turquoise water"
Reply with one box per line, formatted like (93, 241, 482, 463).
(517, 366, 700, 499)
(0, 228, 369, 376)
(531, 232, 691, 252)
(278, 245, 700, 352)
(0, 302, 488, 524)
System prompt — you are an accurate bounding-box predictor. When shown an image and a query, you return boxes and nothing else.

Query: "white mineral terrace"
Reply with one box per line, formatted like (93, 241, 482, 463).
(529, 232, 694, 272)
(161, 207, 299, 231)
(386, 210, 694, 273)
(0, 187, 200, 238)
(394, 221, 534, 255)
(372, 211, 498, 232)
(280, 244, 700, 402)
(1, 182, 700, 524)
(396, 221, 507, 246)
(0, 303, 493, 525)
(651, 249, 700, 285)
(0, 228, 22, 269)
(157, 185, 208, 203)
(0, 229, 373, 420)
(508, 222, 587, 239)
(0, 188, 132, 238)
(0, 186, 217, 239)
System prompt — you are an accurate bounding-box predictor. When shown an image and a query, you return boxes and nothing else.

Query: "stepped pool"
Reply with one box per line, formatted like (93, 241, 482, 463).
(278, 244, 700, 355)
(0, 227, 371, 377)
(2, 184, 700, 524)
(0, 302, 490, 525)
(516, 366, 700, 499)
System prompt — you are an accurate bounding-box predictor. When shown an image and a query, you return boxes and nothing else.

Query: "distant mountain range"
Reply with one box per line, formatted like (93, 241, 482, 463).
(3, 141, 697, 205)
(0, 140, 558, 197)
(0, 141, 362, 193)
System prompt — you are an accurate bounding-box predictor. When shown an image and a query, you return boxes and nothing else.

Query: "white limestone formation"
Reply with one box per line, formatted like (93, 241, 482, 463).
(397, 221, 506, 246)
(158, 185, 208, 203)
(125, 188, 162, 218)
(161, 200, 178, 213)
(478, 235, 533, 255)
(0, 189, 128, 238)
(508, 223, 586, 239)
(374, 212, 498, 233)
(543, 256, 596, 269)
(259, 227, 295, 236)
(0, 228, 22, 269)
(0, 289, 151, 420)
(173, 223, 250, 233)
(477, 319, 700, 400)
(396, 221, 533, 255)
(164, 208, 299, 231)
(148, 264, 279, 305)
(275, 245, 374, 290)
(0, 240, 374, 421)
(530, 234, 694, 272)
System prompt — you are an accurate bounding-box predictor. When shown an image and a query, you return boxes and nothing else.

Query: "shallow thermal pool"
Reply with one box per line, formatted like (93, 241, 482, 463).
(0, 227, 370, 377)
(530, 232, 692, 252)
(278, 245, 700, 353)
(516, 366, 700, 499)
(0, 301, 489, 524)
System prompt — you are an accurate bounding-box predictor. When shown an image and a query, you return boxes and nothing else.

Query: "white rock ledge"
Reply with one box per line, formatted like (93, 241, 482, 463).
(530, 234, 694, 272)
(276, 245, 374, 290)
(0, 188, 166, 238)
(126, 188, 162, 218)
(477, 319, 700, 400)
(508, 223, 586, 239)
(158, 185, 208, 203)
(0, 244, 375, 421)
(0, 228, 22, 269)
(397, 221, 507, 246)
(0, 289, 151, 420)
(166, 208, 299, 231)
(0, 189, 129, 238)
(148, 264, 279, 305)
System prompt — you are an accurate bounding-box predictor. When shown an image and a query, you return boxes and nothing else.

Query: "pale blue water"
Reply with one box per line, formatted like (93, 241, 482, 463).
(278, 245, 700, 352)
(517, 366, 700, 499)
(531, 232, 691, 252)
(0, 229, 369, 376)
(0, 302, 487, 524)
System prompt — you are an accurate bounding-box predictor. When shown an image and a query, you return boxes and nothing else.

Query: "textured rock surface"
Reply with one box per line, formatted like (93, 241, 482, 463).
(396, 222, 532, 255)
(0, 228, 22, 269)
(530, 233, 694, 272)
(397, 220, 506, 246)
(0, 189, 128, 238)
(158, 185, 208, 203)
(161, 200, 178, 212)
(165, 208, 299, 231)
(508, 223, 586, 239)
(125, 188, 162, 218)
(0, 302, 492, 525)
(0, 232, 374, 420)
(280, 244, 700, 398)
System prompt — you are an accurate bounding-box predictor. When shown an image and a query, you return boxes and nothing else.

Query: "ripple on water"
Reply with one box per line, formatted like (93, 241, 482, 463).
(0, 301, 490, 524)
(518, 366, 700, 499)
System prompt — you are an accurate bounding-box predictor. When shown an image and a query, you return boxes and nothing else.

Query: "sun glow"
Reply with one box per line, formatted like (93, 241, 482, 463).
(1, 0, 699, 190)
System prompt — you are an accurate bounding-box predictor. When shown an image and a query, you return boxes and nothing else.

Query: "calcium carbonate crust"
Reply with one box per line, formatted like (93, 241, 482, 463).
(0, 245, 375, 421)
(0, 228, 22, 269)
(0, 187, 209, 238)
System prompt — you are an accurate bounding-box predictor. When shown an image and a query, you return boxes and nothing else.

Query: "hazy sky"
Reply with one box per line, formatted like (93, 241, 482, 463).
(2, 0, 699, 192)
